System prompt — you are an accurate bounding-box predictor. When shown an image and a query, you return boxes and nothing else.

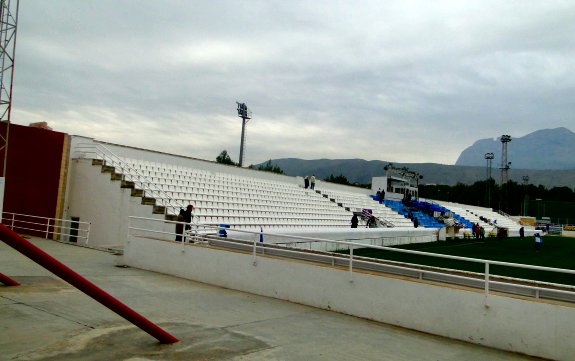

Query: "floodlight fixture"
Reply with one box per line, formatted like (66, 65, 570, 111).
(501, 134, 512, 143)
(236, 102, 251, 120)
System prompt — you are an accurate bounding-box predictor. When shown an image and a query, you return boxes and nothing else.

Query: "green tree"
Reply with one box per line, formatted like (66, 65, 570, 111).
(258, 160, 284, 174)
(324, 174, 351, 185)
(216, 150, 236, 165)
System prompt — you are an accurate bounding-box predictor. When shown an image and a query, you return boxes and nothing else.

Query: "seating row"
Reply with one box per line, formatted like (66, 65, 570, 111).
(112, 157, 358, 229)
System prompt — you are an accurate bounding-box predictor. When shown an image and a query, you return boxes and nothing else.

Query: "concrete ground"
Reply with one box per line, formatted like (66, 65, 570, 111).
(0, 237, 544, 361)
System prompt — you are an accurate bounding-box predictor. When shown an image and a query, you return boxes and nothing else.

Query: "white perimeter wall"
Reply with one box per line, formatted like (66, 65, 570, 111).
(230, 227, 437, 251)
(124, 236, 575, 361)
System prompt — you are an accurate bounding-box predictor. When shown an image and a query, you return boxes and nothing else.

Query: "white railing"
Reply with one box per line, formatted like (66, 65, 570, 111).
(127, 215, 215, 244)
(127, 216, 575, 304)
(495, 209, 523, 226)
(2, 212, 91, 244)
(73, 142, 185, 215)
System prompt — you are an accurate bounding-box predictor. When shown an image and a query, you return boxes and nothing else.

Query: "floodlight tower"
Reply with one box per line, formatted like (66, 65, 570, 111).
(522, 175, 530, 216)
(484, 152, 494, 180)
(484, 152, 494, 207)
(236, 101, 252, 167)
(0, 0, 20, 178)
(499, 135, 512, 212)
(500, 135, 512, 185)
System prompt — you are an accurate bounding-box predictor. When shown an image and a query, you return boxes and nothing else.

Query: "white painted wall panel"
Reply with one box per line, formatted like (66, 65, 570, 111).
(124, 236, 575, 361)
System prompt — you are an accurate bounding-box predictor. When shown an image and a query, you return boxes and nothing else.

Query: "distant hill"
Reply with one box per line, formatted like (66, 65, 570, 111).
(455, 127, 575, 169)
(258, 158, 575, 188)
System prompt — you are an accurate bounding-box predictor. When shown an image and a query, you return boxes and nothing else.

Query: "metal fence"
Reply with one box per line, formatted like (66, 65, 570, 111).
(2, 212, 91, 244)
(128, 216, 575, 304)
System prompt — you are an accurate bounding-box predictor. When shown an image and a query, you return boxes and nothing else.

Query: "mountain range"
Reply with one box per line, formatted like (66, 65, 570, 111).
(257, 128, 575, 188)
(260, 158, 575, 188)
(455, 127, 575, 169)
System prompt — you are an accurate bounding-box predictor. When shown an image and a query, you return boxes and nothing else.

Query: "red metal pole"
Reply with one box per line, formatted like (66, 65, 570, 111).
(0, 272, 20, 286)
(0, 224, 179, 344)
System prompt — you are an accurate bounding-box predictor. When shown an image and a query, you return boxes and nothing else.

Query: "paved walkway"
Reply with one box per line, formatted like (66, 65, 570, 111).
(0, 237, 543, 360)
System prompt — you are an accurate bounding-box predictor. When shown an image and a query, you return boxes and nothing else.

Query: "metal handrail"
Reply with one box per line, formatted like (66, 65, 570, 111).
(2, 212, 91, 243)
(321, 189, 396, 228)
(127, 216, 575, 304)
(73, 142, 185, 214)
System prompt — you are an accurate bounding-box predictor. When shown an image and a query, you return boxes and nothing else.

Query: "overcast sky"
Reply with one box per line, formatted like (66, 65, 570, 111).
(11, 1, 575, 165)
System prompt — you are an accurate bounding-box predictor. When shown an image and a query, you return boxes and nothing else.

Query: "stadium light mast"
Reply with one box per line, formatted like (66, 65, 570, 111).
(236, 101, 251, 167)
(499, 135, 512, 185)
(499, 134, 512, 212)
(522, 175, 530, 216)
(484, 152, 494, 207)
(484, 152, 494, 180)
(0, 0, 20, 179)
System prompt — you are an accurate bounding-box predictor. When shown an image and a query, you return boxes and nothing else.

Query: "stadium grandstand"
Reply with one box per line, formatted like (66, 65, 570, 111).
(2, 123, 575, 360)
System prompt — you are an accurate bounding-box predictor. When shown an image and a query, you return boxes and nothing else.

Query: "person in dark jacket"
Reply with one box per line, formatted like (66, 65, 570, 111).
(182, 204, 194, 230)
(175, 209, 185, 242)
(351, 214, 358, 228)
(366, 215, 377, 228)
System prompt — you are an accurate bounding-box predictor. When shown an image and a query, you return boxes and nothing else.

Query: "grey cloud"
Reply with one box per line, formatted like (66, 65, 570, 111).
(12, 1, 575, 166)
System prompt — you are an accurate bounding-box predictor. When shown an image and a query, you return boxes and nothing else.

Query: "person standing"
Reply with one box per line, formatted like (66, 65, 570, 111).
(310, 175, 316, 190)
(304, 176, 309, 189)
(379, 189, 385, 204)
(351, 214, 358, 228)
(175, 209, 185, 242)
(534, 232, 543, 251)
(183, 204, 194, 230)
(366, 215, 377, 228)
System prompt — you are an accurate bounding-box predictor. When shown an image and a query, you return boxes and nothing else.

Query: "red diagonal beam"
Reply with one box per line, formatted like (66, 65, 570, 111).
(0, 224, 178, 344)
(0, 272, 20, 286)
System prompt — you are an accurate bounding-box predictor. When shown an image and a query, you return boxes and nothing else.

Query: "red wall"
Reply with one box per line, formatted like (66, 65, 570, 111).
(0, 122, 66, 222)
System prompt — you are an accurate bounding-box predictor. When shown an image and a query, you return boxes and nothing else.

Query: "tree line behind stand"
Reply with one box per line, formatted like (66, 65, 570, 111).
(419, 179, 575, 223)
(216, 150, 284, 174)
(216, 151, 574, 223)
(321, 175, 575, 223)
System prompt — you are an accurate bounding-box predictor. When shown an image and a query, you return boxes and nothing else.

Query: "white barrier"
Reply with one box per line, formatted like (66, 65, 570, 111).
(123, 216, 575, 360)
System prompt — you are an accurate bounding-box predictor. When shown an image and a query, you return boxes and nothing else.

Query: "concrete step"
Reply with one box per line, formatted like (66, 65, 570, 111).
(111, 172, 123, 181)
(101, 165, 115, 173)
(131, 188, 144, 197)
(121, 180, 135, 189)
(102, 164, 116, 173)
(142, 197, 156, 206)
(153, 206, 166, 214)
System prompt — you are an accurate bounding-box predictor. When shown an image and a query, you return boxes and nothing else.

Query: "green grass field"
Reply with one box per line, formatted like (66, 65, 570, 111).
(346, 236, 575, 286)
